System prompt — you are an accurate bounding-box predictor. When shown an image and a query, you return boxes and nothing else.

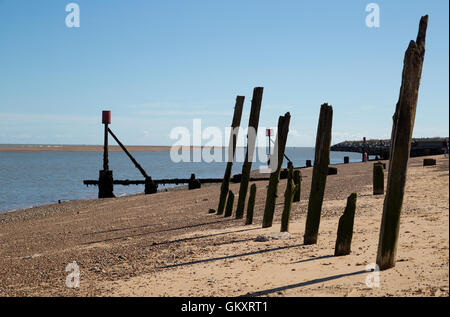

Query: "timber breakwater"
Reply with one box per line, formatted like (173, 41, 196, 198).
(331, 137, 447, 159)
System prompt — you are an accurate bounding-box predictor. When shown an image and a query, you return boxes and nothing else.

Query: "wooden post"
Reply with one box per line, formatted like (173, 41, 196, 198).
(235, 87, 264, 219)
(328, 167, 338, 175)
(423, 158, 436, 166)
(287, 161, 293, 173)
(279, 169, 289, 180)
(306, 160, 312, 167)
(99, 110, 114, 198)
(98, 170, 114, 198)
(376, 15, 428, 271)
(217, 96, 245, 215)
(344, 156, 349, 164)
(145, 176, 158, 194)
(304, 103, 333, 245)
(245, 184, 257, 225)
(334, 193, 357, 256)
(188, 173, 201, 190)
(103, 123, 109, 171)
(293, 170, 302, 202)
(262, 112, 291, 228)
(280, 163, 296, 232)
(373, 162, 384, 195)
(224, 190, 235, 218)
(362, 137, 367, 162)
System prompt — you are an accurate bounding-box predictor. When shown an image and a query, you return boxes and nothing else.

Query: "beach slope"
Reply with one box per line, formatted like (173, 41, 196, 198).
(0, 156, 448, 297)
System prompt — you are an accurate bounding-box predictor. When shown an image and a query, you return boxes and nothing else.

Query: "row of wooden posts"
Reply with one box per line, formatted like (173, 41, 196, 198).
(208, 15, 428, 271)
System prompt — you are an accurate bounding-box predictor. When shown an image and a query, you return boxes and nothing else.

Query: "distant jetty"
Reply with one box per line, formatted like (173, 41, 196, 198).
(331, 137, 447, 159)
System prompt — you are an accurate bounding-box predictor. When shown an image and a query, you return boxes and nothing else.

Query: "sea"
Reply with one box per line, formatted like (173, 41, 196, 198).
(0, 145, 362, 213)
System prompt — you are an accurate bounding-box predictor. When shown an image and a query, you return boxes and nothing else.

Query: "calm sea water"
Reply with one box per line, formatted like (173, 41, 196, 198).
(0, 147, 361, 213)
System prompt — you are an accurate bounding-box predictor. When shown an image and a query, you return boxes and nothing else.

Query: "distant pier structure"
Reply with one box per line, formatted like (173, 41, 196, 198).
(331, 137, 447, 160)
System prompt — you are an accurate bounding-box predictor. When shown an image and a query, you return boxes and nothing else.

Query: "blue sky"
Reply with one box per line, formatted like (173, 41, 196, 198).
(0, 0, 448, 146)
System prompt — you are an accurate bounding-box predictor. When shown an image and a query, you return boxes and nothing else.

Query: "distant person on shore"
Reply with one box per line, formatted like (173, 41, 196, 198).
(442, 139, 448, 157)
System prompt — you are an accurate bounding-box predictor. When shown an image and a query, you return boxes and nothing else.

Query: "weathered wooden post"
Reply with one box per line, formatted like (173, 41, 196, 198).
(99, 110, 114, 198)
(344, 156, 349, 164)
(362, 137, 367, 162)
(188, 173, 201, 190)
(245, 184, 257, 225)
(423, 158, 436, 166)
(102, 110, 110, 171)
(235, 87, 264, 219)
(98, 170, 114, 198)
(304, 103, 333, 245)
(306, 160, 312, 168)
(293, 169, 302, 202)
(373, 162, 384, 195)
(328, 167, 338, 175)
(334, 193, 357, 256)
(262, 112, 291, 228)
(224, 190, 235, 218)
(217, 96, 245, 215)
(376, 15, 428, 271)
(279, 169, 289, 179)
(145, 176, 158, 194)
(280, 163, 296, 232)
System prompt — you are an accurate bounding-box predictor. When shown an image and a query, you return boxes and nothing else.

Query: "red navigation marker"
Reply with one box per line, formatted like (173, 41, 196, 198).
(102, 110, 111, 124)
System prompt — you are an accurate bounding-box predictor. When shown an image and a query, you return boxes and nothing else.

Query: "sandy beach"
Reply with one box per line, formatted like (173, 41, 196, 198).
(0, 155, 448, 297)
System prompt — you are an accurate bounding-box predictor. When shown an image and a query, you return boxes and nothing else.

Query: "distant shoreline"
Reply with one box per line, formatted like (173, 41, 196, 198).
(0, 145, 232, 152)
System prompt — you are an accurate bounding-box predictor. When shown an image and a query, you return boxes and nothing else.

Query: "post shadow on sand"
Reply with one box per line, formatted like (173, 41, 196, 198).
(83, 218, 236, 237)
(149, 227, 260, 248)
(157, 244, 305, 269)
(242, 269, 367, 297)
(82, 218, 238, 245)
(291, 254, 334, 264)
(157, 242, 353, 270)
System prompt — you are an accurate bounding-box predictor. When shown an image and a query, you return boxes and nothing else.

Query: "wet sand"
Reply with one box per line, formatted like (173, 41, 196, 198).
(0, 155, 448, 297)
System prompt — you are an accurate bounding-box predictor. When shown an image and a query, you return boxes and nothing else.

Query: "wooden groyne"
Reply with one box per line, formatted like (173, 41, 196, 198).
(83, 174, 271, 187)
(331, 137, 447, 159)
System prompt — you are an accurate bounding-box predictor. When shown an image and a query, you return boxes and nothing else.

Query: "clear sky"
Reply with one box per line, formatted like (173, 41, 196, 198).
(0, 0, 448, 146)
